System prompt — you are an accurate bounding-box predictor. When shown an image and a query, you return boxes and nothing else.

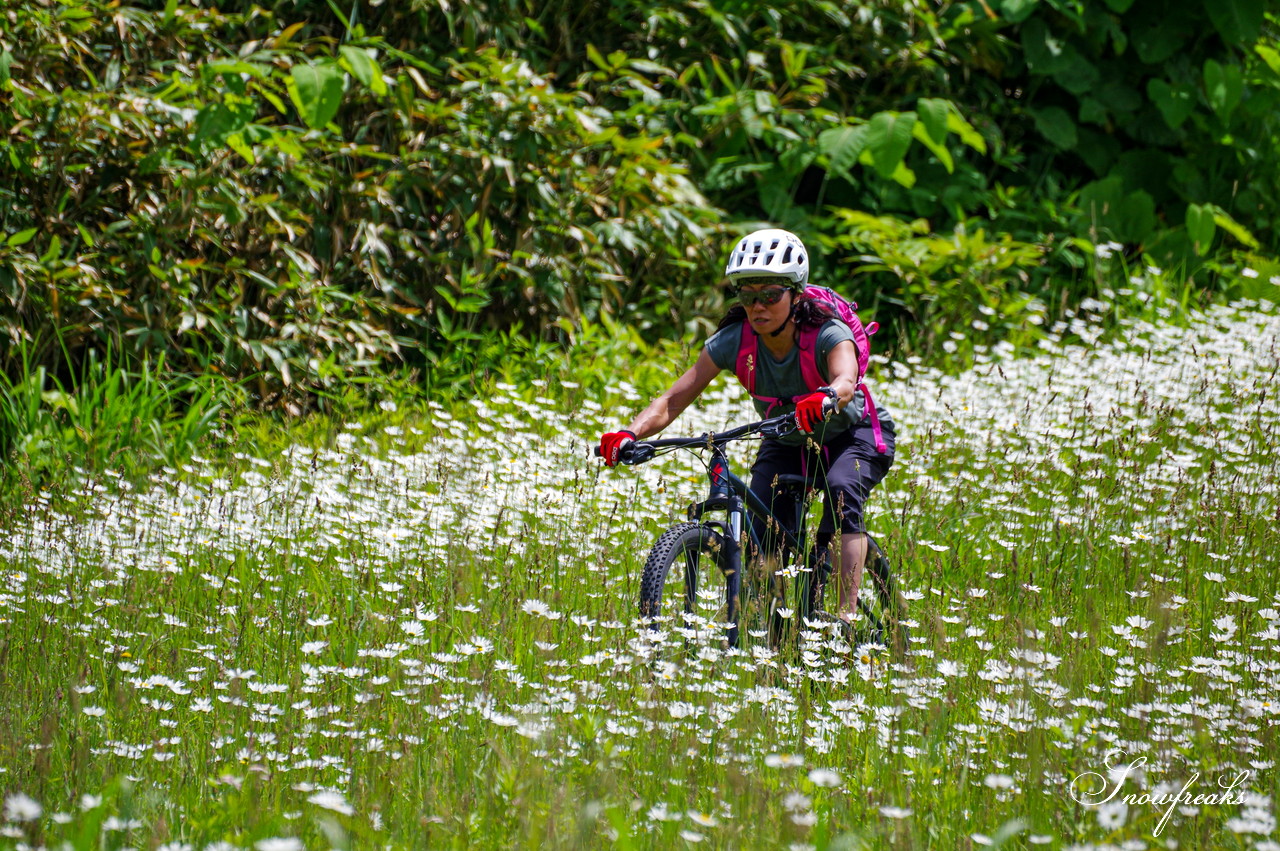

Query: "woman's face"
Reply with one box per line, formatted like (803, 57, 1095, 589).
(734, 278, 794, 332)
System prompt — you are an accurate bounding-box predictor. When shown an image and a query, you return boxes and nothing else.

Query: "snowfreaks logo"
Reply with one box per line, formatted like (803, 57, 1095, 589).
(1069, 751, 1251, 836)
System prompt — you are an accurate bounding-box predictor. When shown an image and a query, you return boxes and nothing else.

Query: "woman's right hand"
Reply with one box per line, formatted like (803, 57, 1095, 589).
(598, 430, 637, 467)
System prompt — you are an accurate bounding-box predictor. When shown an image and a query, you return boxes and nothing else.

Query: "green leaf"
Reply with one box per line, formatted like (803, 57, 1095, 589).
(889, 160, 916, 188)
(817, 125, 869, 179)
(260, 87, 288, 115)
(265, 130, 306, 158)
(586, 44, 610, 72)
(1103, 0, 1136, 10)
(1185, 203, 1216, 254)
(1022, 19, 1070, 75)
(202, 60, 270, 81)
(866, 111, 916, 179)
(1256, 44, 1280, 76)
(1204, 0, 1265, 43)
(628, 59, 675, 77)
(0, 51, 11, 88)
(1092, 81, 1142, 115)
(1147, 79, 1195, 129)
(339, 46, 386, 96)
(1207, 204, 1260, 249)
(39, 235, 62, 265)
(41, 389, 78, 416)
(289, 61, 346, 130)
(1131, 21, 1190, 64)
(1052, 52, 1101, 96)
(1203, 59, 1243, 119)
(778, 143, 815, 178)
(997, 0, 1040, 23)
(1029, 106, 1078, 149)
(193, 103, 247, 145)
(1079, 178, 1155, 243)
(947, 110, 987, 154)
(226, 132, 256, 164)
(917, 98, 949, 145)
(759, 179, 796, 222)
(1078, 98, 1108, 126)
(1116, 192, 1156, 243)
(911, 121, 954, 173)
(7, 228, 37, 247)
(434, 283, 490, 313)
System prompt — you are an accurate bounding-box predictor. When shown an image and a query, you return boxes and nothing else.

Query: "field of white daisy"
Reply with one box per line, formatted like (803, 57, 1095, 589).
(2, 296, 1278, 850)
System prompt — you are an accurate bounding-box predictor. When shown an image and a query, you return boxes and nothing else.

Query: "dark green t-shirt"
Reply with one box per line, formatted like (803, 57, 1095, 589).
(705, 320, 891, 446)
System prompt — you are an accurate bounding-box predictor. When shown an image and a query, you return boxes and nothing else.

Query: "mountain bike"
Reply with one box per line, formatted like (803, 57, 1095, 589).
(598, 410, 910, 654)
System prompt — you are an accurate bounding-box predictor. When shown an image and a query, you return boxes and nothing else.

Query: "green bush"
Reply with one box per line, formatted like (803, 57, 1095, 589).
(819, 209, 1048, 358)
(1, 0, 1277, 412)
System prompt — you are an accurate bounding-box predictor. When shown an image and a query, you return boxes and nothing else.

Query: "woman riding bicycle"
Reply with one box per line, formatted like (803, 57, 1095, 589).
(598, 228, 896, 630)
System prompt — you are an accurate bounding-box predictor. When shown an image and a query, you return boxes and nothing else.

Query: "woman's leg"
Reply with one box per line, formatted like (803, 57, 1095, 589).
(748, 439, 802, 563)
(817, 422, 895, 621)
(836, 532, 869, 620)
(748, 440, 805, 633)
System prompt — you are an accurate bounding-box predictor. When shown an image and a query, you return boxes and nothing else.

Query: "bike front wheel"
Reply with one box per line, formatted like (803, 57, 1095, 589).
(638, 522, 742, 646)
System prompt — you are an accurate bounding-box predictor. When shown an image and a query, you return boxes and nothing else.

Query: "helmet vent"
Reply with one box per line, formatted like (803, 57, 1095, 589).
(724, 228, 809, 285)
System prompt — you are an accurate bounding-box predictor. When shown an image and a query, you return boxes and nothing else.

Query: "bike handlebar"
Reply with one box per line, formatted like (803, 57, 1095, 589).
(594, 398, 839, 466)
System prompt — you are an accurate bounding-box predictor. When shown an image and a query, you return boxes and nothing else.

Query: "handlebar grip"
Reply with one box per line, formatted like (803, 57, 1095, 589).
(595, 440, 651, 465)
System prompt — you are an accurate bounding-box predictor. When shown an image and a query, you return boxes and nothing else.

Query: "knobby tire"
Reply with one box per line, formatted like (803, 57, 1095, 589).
(638, 522, 725, 623)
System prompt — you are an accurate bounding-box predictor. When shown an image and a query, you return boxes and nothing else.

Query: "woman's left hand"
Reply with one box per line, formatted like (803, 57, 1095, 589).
(794, 390, 835, 433)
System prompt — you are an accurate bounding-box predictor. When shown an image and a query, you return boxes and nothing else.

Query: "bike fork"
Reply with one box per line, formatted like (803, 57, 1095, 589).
(699, 447, 747, 650)
(723, 501, 743, 648)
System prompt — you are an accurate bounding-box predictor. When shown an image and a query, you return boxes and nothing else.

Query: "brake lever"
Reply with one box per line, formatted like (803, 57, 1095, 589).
(621, 443, 656, 465)
(758, 418, 799, 440)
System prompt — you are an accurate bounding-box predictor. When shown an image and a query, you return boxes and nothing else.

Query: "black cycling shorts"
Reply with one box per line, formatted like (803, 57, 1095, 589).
(747, 417, 895, 553)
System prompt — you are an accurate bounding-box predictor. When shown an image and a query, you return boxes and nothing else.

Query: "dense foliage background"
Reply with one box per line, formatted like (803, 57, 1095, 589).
(1, 0, 1278, 464)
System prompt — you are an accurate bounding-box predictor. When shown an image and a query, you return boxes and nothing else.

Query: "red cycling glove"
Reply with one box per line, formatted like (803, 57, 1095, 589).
(795, 389, 836, 433)
(599, 430, 637, 467)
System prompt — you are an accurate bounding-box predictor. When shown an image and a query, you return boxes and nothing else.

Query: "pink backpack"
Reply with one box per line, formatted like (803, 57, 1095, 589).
(733, 285, 887, 453)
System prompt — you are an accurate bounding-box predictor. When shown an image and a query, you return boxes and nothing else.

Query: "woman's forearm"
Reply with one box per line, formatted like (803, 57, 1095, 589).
(624, 349, 721, 439)
(627, 396, 682, 439)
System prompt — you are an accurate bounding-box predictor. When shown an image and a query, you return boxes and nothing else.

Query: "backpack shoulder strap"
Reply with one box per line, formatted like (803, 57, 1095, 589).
(733, 320, 759, 395)
(797, 324, 824, 391)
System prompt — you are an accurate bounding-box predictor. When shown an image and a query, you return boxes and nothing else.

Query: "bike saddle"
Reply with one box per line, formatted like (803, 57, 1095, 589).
(771, 474, 812, 499)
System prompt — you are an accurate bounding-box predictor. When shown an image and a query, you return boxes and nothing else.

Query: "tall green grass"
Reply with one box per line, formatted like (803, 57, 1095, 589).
(0, 344, 232, 498)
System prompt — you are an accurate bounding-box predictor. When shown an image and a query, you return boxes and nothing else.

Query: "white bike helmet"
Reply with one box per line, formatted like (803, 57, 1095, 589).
(725, 228, 809, 288)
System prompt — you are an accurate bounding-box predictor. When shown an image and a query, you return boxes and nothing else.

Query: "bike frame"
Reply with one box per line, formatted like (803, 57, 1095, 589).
(683, 445, 810, 635)
(620, 414, 815, 645)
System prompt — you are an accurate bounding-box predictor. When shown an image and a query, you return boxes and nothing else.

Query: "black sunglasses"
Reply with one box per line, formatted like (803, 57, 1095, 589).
(734, 286, 791, 307)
